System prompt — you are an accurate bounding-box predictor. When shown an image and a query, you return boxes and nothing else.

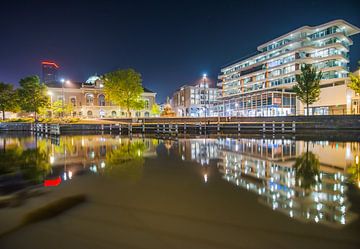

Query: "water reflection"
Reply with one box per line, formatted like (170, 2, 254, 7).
(0, 139, 51, 194)
(293, 141, 321, 191)
(180, 138, 359, 227)
(0, 134, 359, 227)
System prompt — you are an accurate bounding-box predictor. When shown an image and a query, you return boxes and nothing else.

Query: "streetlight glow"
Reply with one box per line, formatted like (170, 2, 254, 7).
(203, 73, 207, 78)
(60, 78, 65, 83)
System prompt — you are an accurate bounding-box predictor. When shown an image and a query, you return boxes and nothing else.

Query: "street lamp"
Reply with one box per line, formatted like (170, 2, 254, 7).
(48, 91, 53, 117)
(356, 155, 359, 188)
(202, 74, 208, 119)
(60, 78, 71, 117)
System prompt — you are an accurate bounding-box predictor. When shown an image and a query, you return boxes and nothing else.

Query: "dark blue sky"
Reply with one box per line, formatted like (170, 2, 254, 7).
(0, 0, 359, 102)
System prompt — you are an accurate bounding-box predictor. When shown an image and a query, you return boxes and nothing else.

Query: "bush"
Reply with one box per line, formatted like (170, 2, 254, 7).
(3, 118, 34, 123)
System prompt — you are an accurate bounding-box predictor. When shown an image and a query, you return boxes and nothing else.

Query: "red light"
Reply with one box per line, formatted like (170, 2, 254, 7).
(41, 61, 59, 68)
(44, 177, 61, 187)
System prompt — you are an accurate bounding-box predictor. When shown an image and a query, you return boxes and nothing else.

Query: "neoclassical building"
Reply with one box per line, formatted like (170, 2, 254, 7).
(47, 75, 157, 118)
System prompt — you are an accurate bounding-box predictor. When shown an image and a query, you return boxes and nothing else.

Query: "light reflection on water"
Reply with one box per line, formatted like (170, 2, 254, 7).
(0, 134, 359, 227)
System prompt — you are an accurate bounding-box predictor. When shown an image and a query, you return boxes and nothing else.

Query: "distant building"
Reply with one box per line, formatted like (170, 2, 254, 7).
(47, 75, 157, 118)
(42, 61, 59, 84)
(217, 19, 360, 116)
(171, 78, 220, 117)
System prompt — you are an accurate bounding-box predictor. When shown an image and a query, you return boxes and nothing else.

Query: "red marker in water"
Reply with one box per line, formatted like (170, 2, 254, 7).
(44, 177, 61, 187)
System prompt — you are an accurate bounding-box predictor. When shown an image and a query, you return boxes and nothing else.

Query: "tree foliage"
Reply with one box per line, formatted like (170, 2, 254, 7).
(103, 69, 144, 117)
(17, 76, 49, 121)
(293, 64, 322, 116)
(348, 72, 360, 95)
(151, 103, 161, 116)
(51, 100, 74, 117)
(0, 82, 19, 120)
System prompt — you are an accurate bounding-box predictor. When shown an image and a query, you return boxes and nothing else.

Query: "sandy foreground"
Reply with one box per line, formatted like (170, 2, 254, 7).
(0, 158, 359, 249)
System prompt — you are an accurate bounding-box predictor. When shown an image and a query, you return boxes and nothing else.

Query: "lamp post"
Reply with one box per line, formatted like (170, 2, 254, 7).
(48, 91, 53, 117)
(356, 155, 359, 188)
(203, 74, 208, 119)
(60, 79, 71, 118)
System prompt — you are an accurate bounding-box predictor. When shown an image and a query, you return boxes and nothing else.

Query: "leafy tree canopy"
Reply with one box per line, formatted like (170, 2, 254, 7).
(151, 103, 161, 116)
(293, 64, 322, 115)
(17, 76, 49, 120)
(0, 82, 19, 120)
(348, 72, 360, 95)
(103, 69, 144, 117)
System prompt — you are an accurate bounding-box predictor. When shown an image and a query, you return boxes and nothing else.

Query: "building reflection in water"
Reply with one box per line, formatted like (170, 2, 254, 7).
(171, 137, 359, 227)
(0, 134, 158, 185)
(0, 134, 359, 227)
(205, 138, 358, 227)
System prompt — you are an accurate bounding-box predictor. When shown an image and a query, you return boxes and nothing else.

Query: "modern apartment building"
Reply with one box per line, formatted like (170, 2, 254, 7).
(171, 76, 221, 117)
(216, 20, 360, 116)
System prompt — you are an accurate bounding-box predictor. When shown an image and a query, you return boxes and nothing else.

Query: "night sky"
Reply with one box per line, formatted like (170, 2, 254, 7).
(1, 0, 359, 102)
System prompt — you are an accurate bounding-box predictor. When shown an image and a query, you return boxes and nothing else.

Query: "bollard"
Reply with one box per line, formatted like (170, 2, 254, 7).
(272, 121, 275, 134)
(175, 124, 178, 133)
(238, 123, 241, 133)
(184, 123, 186, 133)
(119, 124, 122, 134)
(281, 121, 285, 133)
(142, 123, 145, 133)
(157, 124, 159, 133)
(262, 122, 266, 133)
(217, 122, 220, 132)
(292, 121, 296, 133)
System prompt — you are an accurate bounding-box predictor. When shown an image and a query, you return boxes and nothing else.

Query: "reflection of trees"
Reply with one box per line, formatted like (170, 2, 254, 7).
(293, 141, 321, 192)
(0, 148, 51, 184)
(105, 140, 146, 182)
(53, 136, 79, 155)
(347, 157, 360, 188)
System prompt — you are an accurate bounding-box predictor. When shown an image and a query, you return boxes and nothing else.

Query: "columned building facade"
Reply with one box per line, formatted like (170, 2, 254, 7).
(47, 75, 157, 118)
(216, 20, 360, 117)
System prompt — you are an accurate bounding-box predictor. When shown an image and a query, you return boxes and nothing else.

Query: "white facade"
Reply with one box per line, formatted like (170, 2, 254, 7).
(216, 20, 360, 116)
(171, 82, 221, 117)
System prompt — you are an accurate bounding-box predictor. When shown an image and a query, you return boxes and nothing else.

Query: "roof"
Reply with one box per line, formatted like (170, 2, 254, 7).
(143, 87, 154, 93)
(257, 19, 360, 51)
(220, 19, 360, 71)
(46, 81, 82, 89)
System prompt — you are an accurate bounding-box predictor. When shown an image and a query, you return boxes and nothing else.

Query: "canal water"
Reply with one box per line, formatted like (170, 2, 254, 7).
(0, 133, 359, 249)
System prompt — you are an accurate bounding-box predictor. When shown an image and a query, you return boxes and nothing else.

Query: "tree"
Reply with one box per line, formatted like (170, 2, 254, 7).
(103, 69, 144, 117)
(0, 82, 19, 120)
(151, 103, 161, 116)
(17, 76, 49, 121)
(50, 100, 73, 118)
(348, 62, 360, 95)
(293, 64, 322, 116)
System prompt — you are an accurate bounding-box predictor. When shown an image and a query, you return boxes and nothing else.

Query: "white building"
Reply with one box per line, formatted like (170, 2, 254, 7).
(216, 20, 360, 116)
(171, 77, 221, 117)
